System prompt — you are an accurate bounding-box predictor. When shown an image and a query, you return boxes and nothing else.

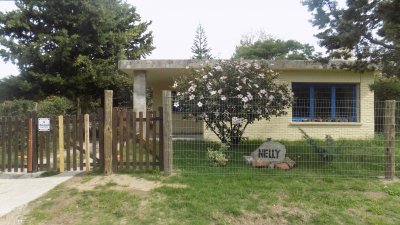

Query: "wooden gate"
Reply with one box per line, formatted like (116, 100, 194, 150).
(0, 107, 164, 173)
(112, 108, 164, 171)
(0, 116, 28, 172)
(0, 111, 103, 173)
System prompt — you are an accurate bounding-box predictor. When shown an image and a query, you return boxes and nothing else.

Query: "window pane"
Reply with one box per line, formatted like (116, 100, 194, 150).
(292, 85, 310, 118)
(336, 86, 354, 120)
(314, 86, 331, 119)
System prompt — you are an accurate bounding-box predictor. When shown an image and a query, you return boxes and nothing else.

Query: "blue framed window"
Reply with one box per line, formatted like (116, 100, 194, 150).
(292, 83, 358, 122)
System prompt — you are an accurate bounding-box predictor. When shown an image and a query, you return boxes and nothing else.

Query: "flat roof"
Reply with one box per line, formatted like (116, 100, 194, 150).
(118, 59, 352, 74)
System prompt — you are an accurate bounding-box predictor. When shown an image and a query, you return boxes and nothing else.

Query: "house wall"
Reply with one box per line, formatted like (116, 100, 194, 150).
(149, 69, 375, 140)
(203, 70, 375, 141)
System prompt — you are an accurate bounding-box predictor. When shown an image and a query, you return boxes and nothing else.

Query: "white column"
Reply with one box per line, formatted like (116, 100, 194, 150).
(133, 70, 147, 114)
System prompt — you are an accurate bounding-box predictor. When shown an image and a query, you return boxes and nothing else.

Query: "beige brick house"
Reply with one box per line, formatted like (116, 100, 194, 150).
(119, 59, 375, 140)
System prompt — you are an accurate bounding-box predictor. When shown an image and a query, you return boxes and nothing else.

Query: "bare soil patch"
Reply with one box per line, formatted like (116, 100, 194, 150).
(73, 174, 162, 192)
(0, 173, 187, 225)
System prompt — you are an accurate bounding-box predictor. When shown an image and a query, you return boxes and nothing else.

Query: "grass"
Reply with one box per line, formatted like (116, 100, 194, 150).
(8, 137, 400, 224)
(23, 172, 400, 225)
(173, 136, 400, 178)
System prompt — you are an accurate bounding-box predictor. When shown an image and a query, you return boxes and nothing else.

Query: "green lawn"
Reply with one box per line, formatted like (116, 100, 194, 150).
(173, 137, 400, 178)
(13, 137, 400, 224)
(23, 171, 400, 225)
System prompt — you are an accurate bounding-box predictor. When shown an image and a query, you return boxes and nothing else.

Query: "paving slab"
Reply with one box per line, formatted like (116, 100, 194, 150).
(0, 171, 80, 217)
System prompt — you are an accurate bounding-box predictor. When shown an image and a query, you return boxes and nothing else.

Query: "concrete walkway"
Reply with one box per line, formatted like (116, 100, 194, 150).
(0, 171, 80, 217)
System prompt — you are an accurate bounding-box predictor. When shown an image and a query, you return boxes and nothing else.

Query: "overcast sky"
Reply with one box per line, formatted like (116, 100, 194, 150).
(0, 0, 334, 79)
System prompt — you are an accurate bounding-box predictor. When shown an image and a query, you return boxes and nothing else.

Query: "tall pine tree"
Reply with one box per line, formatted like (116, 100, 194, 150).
(0, 0, 154, 108)
(191, 24, 212, 59)
(302, 0, 400, 76)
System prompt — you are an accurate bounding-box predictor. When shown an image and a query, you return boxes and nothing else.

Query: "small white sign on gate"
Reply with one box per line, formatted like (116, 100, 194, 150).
(38, 118, 50, 131)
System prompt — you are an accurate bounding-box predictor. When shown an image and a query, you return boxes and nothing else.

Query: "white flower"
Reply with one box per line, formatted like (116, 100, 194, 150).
(215, 65, 222, 71)
(185, 66, 190, 69)
(210, 90, 217, 95)
(258, 73, 265, 78)
(188, 85, 196, 93)
(197, 102, 203, 107)
(259, 89, 266, 95)
(242, 97, 249, 103)
(254, 63, 260, 69)
(236, 85, 242, 91)
(269, 95, 275, 101)
(203, 75, 208, 79)
(189, 94, 195, 100)
(247, 92, 253, 101)
(173, 102, 179, 108)
(254, 84, 259, 88)
(208, 72, 213, 76)
(241, 77, 247, 84)
(172, 81, 178, 88)
(177, 92, 181, 96)
(221, 95, 226, 101)
(243, 104, 248, 109)
(232, 117, 241, 125)
(200, 95, 204, 99)
(217, 89, 222, 94)
(237, 94, 243, 98)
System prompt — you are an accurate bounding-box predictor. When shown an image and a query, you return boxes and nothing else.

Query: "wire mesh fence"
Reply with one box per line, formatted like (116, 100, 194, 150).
(171, 97, 399, 178)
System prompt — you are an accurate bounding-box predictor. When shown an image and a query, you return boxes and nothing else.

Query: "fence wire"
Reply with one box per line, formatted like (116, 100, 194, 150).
(171, 97, 399, 178)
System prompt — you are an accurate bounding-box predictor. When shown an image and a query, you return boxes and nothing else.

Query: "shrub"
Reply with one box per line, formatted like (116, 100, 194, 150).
(0, 99, 36, 116)
(370, 76, 400, 101)
(299, 128, 340, 162)
(38, 96, 74, 116)
(207, 144, 229, 166)
(173, 59, 292, 145)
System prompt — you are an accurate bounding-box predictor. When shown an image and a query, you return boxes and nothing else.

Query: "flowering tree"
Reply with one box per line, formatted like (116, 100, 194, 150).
(173, 60, 293, 145)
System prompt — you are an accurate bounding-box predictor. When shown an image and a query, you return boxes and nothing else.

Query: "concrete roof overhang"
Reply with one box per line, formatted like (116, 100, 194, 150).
(118, 59, 362, 83)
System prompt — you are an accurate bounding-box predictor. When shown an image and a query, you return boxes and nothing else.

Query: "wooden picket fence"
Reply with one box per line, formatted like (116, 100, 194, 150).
(112, 107, 164, 171)
(0, 108, 164, 173)
(0, 116, 28, 172)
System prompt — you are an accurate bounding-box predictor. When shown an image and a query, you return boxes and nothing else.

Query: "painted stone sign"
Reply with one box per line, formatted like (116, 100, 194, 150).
(251, 140, 286, 163)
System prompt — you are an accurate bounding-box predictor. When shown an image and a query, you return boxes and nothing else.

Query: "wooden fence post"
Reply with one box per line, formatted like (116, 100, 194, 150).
(162, 90, 172, 176)
(85, 114, 90, 171)
(27, 118, 33, 173)
(104, 90, 113, 175)
(58, 115, 64, 172)
(384, 100, 396, 179)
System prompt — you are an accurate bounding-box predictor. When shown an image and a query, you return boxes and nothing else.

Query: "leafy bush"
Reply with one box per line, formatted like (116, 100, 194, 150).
(0, 99, 36, 116)
(207, 144, 229, 166)
(299, 128, 341, 162)
(173, 59, 292, 145)
(370, 76, 400, 101)
(38, 96, 74, 116)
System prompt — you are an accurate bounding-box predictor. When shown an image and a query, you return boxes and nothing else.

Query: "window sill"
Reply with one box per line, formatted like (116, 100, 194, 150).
(290, 122, 362, 126)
